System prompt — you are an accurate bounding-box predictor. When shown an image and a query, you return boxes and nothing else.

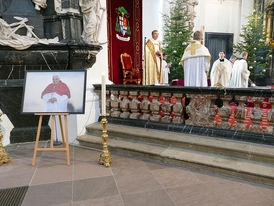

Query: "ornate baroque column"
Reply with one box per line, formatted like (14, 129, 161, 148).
(172, 93, 184, 124)
(129, 91, 141, 119)
(139, 91, 151, 120)
(110, 90, 121, 118)
(120, 91, 130, 119)
(149, 92, 161, 122)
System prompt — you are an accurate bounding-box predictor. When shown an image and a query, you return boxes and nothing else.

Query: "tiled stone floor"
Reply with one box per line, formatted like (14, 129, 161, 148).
(1, 142, 274, 206)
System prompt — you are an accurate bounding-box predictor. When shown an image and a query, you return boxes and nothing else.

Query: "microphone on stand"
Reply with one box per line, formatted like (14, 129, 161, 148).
(144, 37, 147, 85)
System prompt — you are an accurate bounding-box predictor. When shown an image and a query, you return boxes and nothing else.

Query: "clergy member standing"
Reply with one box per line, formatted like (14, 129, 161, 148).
(210, 50, 232, 87)
(230, 52, 250, 88)
(143, 30, 164, 85)
(181, 31, 211, 87)
(162, 53, 171, 85)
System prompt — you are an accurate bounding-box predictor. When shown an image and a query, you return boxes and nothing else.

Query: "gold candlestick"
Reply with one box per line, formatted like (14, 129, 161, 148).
(0, 113, 11, 166)
(98, 114, 112, 167)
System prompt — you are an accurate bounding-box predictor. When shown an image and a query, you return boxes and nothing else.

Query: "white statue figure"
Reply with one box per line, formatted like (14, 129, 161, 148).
(54, 0, 62, 13)
(0, 17, 58, 50)
(187, 0, 199, 28)
(32, 0, 47, 11)
(79, 0, 105, 43)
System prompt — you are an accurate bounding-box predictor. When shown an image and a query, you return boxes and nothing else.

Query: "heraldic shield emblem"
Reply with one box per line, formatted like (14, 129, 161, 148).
(115, 6, 131, 36)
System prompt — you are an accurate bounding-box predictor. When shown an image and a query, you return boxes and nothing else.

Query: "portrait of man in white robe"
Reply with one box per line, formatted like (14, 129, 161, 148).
(41, 75, 71, 112)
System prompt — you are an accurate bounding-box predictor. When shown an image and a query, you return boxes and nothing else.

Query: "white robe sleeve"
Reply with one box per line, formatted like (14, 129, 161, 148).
(210, 61, 218, 87)
(240, 61, 250, 88)
(42, 93, 52, 103)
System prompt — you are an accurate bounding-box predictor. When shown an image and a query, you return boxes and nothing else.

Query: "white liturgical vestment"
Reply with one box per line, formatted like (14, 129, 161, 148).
(210, 58, 232, 87)
(181, 40, 211, 87)
(230, 59, 250, 88)
(42, 93, 69, 112)
(143, 38, 163, 85)
(163, 60, 170, 84)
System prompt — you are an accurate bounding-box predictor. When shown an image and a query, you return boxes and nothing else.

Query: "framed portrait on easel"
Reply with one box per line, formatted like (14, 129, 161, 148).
(21, 70, 87, 114)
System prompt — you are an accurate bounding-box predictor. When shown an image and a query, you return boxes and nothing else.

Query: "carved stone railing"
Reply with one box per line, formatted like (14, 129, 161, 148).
(94, 85, 274, 144)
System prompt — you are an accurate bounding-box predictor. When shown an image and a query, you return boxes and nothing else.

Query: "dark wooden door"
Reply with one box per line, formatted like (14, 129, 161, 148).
(205, 32, 234, 67)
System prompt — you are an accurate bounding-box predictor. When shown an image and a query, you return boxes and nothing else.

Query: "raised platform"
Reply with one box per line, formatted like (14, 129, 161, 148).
(77, 123, 274, 186)
(104, 117, 274, 145)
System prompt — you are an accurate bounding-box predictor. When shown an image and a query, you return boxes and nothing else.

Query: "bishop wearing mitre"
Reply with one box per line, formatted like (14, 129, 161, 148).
(143, 30, 164, 85)
(181, 31, 211, 87)
(210, 50, 232, 87)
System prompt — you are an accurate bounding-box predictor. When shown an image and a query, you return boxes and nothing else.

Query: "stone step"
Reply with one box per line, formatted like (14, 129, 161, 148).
(85, 123, 274, 164)
(77, 134, 274, 186)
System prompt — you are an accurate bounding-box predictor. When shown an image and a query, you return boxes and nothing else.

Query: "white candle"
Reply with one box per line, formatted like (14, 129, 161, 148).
(101, 74, 106, 115)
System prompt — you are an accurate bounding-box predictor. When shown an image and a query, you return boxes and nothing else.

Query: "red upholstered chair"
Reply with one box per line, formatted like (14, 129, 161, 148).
(171, 79, 184, 86)
(120, 53, 142, 85)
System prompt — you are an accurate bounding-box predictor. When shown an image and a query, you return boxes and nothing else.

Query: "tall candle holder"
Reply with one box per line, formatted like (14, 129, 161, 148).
(98, 114, 112, 167)
(0, 113, 11, 166)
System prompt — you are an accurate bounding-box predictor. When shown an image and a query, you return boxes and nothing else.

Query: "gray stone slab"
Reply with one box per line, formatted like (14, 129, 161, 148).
(72, 176, 119, 202)
(22, 181, 72, 206)
(122, 190, 175, 206)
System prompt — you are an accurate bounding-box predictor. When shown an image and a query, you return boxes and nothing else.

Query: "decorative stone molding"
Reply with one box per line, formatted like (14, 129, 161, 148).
(94, 85, 274, 135)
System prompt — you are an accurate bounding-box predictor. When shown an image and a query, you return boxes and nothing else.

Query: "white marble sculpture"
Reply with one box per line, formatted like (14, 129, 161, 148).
(54, 0, 62, 13)
(187, 0, 199, 28)
(0, 17, 58, 50)
(32, 0, 47, 11)
(79, 0, 105, 43)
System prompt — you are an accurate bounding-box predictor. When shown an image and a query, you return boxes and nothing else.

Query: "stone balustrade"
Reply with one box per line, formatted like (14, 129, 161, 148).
(94, 85, 274, 143)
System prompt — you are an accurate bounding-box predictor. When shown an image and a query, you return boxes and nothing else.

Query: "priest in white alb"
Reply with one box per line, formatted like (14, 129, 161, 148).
(230, 52, 250, 88)
(143, 30, 164, 85)
(210, 50, 232, 87)
(181, 31, 211, 87)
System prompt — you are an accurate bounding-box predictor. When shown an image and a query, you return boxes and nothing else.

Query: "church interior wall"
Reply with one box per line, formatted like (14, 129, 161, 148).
(142, 0, 170, 47)
(194, 0, 254, 44)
